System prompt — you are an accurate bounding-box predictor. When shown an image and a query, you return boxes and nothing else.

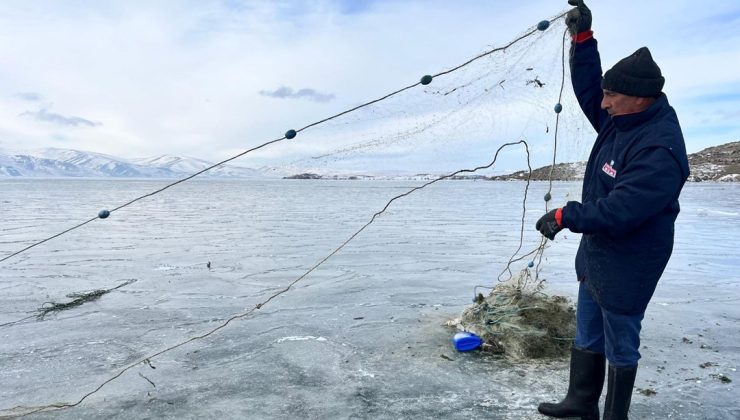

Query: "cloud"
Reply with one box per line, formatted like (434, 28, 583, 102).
(17, 92, 42, 101)
(336, 0, 377, 15)
(692, 91, 740, 104)
(20, 108, 101, 127)
(259, 86, 335, 103)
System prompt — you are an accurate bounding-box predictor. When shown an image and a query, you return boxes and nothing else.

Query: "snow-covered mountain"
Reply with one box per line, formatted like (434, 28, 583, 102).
(2, 142, 738, 181)
(0, 148, 265, 179)
(130, 155, 264, 178)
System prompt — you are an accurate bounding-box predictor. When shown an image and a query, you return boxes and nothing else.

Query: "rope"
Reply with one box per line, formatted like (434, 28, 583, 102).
(496, 146, 533, 283)
(0, 217, 99, 263)
(0, 140, 531, 418)
(496, 26, 571, 286)
(0, 11, 569, 265)
(545, 27, 571, 198)
(533, 27, 573, 278)
(0, 12, 575, 417)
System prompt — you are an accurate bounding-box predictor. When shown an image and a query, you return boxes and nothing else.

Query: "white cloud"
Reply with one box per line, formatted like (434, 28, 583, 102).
(16, 92, 43, 102)
(20, 108, 100, 127)
(259, 86, 335, 103)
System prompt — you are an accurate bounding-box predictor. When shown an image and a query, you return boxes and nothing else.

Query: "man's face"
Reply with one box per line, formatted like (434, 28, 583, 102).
(601, 90, 648, 116)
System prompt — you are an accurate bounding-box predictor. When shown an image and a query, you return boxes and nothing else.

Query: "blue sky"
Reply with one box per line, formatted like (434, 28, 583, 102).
(0, 0, 738, 170)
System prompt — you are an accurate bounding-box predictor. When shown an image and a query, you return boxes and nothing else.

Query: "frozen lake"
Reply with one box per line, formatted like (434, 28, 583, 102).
(1, 179, 738, 419)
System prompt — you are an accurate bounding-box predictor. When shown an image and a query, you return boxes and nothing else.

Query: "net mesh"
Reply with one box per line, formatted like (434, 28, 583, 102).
(449, 270, 576, 360)
(250, 18, 592, 178)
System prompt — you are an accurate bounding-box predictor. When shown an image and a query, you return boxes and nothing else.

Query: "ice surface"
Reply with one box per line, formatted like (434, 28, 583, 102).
(0, 179, 738, 419)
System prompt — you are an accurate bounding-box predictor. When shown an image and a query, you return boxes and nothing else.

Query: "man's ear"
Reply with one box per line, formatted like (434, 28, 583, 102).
(635, 96, 655, 108)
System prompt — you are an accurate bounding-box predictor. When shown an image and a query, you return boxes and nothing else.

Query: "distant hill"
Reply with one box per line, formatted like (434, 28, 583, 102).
(489, 162, 586, 182)
(283, 173, 322, 179)
(2, 142, 738, 181)
(686, 141, 740, 182)
(0, 148, 264, 179)
(491, 141, 740, 182)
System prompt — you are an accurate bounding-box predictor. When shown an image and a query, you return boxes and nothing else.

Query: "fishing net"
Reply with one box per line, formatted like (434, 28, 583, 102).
(250, 17, 589, 360)
(0, 12, 594, 417)
(448, 270, 576, 360)
(246, 18, 591, 178)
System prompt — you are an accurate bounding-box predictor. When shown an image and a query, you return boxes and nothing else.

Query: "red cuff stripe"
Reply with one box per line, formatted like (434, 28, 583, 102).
(555, 208, 563, 227)
(571, 30, 593, 43)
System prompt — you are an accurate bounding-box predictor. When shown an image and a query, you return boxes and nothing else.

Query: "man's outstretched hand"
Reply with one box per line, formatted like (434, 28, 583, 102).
(566, 0, 592, 36)
(536, 208, 564, 240)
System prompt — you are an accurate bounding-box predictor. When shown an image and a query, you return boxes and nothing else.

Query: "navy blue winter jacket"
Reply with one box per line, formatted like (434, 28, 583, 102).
(562, 38, 690, 315)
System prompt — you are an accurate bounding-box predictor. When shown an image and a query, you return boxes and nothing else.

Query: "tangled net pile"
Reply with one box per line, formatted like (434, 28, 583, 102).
(450, 270, 576, 360)
(0, 11, 593, 417)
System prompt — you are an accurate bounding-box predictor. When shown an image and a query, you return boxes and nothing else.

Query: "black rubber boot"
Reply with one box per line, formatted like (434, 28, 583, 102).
(537, 346, 605, 419)
(603, 364, 637, 420)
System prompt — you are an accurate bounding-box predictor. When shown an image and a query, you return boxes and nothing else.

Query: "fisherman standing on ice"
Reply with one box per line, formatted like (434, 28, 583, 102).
(535, 1, 690, 418)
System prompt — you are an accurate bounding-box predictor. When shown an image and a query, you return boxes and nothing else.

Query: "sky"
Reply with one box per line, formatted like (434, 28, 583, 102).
(1, 0, 739, 171)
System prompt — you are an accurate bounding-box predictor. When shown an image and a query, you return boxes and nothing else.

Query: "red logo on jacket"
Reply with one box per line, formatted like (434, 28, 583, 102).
(602, 161, 617, 178)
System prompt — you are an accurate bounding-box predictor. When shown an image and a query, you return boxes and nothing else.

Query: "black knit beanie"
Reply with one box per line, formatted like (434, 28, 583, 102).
(602, 47, 665, 97)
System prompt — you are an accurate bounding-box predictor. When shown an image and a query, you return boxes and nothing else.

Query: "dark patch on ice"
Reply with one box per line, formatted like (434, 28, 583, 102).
(711, 374, 732, 384)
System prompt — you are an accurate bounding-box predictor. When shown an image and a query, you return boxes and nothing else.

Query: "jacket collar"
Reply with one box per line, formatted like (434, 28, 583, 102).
(611, 94, 667, 131)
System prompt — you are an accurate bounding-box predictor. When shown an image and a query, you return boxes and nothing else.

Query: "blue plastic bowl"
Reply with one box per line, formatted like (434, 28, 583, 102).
(452, 332, 482, 352)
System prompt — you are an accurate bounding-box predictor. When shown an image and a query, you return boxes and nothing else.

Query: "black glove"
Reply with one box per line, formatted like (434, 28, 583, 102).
(566, 0, 592, 36)
(536, 208, 563, 240)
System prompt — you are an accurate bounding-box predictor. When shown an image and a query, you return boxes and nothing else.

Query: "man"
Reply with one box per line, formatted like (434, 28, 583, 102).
(534, 1, 690, 419)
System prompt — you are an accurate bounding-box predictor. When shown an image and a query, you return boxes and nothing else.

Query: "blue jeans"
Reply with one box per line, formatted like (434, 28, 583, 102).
(574, 281, 644, 368)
